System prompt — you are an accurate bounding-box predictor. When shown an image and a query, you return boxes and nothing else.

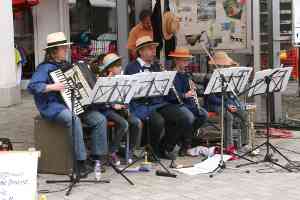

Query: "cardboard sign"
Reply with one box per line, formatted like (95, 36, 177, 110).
(0, 151, 39, 200)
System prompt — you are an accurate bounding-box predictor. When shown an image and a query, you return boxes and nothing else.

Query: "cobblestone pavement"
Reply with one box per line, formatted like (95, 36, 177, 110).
(1, 83, 300, 200)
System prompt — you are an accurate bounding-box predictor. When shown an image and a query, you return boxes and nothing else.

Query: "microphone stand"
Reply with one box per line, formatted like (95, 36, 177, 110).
(46, 68, 109, 196)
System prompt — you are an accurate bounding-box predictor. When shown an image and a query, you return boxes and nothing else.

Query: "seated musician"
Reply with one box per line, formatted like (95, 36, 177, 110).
(124, 36, 192, 160)
(203, 51, 248, 150)
(97, 53, 142, 165)
(166, 48, 208, 156)
(27, 32, 108, 177)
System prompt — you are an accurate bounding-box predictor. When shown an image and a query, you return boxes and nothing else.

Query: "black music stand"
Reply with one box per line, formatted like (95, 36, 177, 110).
(204, 67, 256, 177)
(119, 71, 177, 179)
(88, 75, 139, 185)
(236, 67, 293, 171)
(46, 76, 109, 196)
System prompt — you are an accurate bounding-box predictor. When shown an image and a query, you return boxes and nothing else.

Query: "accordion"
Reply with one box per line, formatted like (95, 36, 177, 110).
(50, 61, 96, 115)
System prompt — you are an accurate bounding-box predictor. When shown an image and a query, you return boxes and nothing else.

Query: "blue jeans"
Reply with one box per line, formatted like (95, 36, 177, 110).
(178, 106, 208, 143)
(107, 111, 142, 152)
(54, 109, 108, 161)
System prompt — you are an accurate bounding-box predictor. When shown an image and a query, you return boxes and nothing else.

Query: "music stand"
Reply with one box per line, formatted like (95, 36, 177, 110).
(46, 72, 110, 196)
(236, 67, 293, 171)
(119, 71, 178, 178)
(204, 67, 255, 177)
(87, 75, 139, 185)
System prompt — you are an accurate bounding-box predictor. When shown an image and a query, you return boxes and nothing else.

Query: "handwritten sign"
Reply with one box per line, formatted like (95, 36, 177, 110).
(0, 151, 39, 200)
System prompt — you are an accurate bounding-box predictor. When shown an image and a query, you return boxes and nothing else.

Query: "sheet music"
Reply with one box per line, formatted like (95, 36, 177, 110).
(111, 75, 139, 104)
(132, 72, 157, 98)
(174, 154, 232, 175)
(204, 67, 252, 95)
(148, 71, 177, 96)
(248, 67, 292, 97)
(88, 76, 138, 104)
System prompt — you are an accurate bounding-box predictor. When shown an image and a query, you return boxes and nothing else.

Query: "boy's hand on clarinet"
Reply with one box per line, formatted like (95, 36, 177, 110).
(113, 104, 126, 110)
(184, 90, 194, 98)
(228, 105, 237, 113)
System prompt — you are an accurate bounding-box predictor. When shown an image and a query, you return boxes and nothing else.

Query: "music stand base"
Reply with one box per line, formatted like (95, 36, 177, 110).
(46, 175, 110, 196)
(120, 144, 176, 179)
(108, 160, 135, 185)
(209, 160, 226, 178)
(235, 141, 292, 172)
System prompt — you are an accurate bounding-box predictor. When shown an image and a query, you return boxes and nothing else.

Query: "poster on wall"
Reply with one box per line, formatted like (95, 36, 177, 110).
(292, 0, 300, 46)
(168, 0, 248, 52)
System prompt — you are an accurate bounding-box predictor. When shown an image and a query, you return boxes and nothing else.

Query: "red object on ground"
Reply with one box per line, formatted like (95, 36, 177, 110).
(264, 128, 293, 139)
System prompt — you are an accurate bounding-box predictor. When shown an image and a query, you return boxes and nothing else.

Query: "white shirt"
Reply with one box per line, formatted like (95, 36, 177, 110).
(137, 57, 151, 72)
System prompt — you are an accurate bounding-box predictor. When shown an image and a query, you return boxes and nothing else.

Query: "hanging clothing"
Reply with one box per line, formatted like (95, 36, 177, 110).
(151, 0, 163, 57)
(15, 48, 22, 85)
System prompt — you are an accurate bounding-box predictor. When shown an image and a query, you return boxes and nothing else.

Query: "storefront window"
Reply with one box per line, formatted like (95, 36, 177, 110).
(13, 8, 35, 81)
(69, 0, 118, 73)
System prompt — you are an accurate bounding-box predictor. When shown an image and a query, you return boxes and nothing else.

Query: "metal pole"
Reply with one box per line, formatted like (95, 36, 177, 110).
(117, 0, 129, 68)
(267, 0, 282, 122)
(253, 0, 263, 122)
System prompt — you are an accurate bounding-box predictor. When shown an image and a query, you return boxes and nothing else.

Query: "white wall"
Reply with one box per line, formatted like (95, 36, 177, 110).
(32, 0, 70, 65)
(0, 0, 17, 88)
(0, 0, 21, 106)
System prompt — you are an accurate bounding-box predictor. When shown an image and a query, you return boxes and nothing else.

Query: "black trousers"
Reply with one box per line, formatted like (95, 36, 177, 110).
(141, 104, 193, 155)
(157, 104, 192, 152)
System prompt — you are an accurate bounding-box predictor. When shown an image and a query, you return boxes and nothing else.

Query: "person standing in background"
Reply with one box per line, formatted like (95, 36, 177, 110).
(127, 10, 153, 60)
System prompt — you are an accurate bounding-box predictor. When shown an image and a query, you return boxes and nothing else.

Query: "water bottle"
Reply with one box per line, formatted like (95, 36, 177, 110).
(94, 160, 101, 181)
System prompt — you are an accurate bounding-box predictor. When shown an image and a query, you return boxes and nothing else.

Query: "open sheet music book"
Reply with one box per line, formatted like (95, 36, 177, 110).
(132, 71, 177, 98)
(82, 75, 139, 105)
(204, 67, 253, 95)
(248, 67, 293, 97)
(79, 71, 177, 105)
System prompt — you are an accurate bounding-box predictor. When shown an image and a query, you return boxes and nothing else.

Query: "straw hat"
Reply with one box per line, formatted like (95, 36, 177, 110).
(99, 53, 122, 72)
(135, 36, 159, 51)
(44, 32, 73, 50)
(169, 47, 193, 59)
(208, 51, 239, 66)
(162, 11, 180, 40)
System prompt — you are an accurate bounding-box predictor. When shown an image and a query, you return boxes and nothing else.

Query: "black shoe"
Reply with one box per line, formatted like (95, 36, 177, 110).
(178, 144, 192, 157)
(160, 150, 176, 160)
(77, 161, 91, 179)
(178, 147, 186, 157)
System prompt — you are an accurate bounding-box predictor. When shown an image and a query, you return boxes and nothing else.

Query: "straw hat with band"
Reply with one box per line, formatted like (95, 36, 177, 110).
(99, 53, 122, 72)
(162, 11, 180, 40)
(169, 47, 194, 60)
(135, 36, 159, 51)
(208, 51, 239, 66)
(44, 32, 73, 50)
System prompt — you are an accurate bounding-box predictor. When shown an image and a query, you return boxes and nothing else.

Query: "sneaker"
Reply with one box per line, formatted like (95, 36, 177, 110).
(86, 159, 106, 173)
(127, 150, 134, 164)
(110, 152, 121, 166)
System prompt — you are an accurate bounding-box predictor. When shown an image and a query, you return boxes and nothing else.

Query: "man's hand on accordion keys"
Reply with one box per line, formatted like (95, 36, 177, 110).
(46, 83, 65, 92)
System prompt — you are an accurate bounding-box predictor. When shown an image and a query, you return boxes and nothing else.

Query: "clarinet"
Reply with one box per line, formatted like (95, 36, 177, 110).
(188, 77, 202, 112)
(171, 84, 184, 106)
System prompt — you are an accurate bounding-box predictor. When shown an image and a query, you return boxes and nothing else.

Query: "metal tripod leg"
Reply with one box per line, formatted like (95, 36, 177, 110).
(108, 160, 134, 185)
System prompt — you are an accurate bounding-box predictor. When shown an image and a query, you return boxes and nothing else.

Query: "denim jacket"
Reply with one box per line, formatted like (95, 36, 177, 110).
(27, 62, 67, 120)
